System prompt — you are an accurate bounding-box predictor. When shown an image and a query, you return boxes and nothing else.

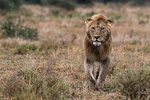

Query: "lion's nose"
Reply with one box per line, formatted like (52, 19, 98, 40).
(94, 35, 100, 39)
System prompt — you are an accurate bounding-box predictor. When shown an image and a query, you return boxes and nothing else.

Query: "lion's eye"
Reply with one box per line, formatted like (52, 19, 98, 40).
(91, 27, 95, 32)
(100, 28, 105, 32)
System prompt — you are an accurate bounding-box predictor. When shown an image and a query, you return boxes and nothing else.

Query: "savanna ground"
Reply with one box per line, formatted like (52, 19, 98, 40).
(0, 2, 150, 100)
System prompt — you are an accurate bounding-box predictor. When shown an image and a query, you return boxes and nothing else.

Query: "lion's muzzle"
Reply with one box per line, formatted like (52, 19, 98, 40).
(93, 41, 101, 46)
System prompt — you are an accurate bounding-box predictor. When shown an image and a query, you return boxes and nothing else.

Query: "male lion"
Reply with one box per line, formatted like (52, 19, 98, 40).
(84, 14, 114, 89)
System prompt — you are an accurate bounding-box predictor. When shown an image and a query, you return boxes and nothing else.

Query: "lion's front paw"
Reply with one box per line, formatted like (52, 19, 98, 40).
(94, 82, 103, 91)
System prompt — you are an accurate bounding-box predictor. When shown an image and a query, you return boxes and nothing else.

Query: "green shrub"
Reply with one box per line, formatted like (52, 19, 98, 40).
(1, 20, 17, 38)
(116, 68, 150, 100)
(0, 0, 23, 11)
(18, 27, 38, 40)
(1, 68, 70, 99)
(0, 19, 38, 40)
(15, 43, 38, 54)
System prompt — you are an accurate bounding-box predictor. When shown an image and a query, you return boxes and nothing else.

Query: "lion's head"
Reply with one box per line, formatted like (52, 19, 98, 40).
(85, 14, 114, 46)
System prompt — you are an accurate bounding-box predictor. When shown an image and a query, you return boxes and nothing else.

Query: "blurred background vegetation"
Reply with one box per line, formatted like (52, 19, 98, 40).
(0, 0, 150, 12)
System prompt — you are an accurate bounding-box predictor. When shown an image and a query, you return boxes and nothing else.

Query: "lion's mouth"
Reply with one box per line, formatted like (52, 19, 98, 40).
(93, 41, 101, 46)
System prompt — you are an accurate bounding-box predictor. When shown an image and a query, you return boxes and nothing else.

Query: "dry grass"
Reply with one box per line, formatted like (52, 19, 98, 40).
(0, 2, 150, 100)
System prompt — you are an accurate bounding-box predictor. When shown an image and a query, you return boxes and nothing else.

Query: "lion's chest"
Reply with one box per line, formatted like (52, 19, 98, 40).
(86, 45, 111, 62)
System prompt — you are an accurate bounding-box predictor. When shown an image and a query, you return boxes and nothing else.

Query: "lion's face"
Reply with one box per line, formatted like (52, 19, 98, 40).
(85, 15, 113, 46)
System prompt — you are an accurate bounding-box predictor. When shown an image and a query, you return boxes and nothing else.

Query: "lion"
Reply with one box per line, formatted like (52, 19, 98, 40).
(83, 14, 114, 90)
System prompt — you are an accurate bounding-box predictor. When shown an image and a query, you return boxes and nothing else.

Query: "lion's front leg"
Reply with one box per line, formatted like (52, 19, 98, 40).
(84, 58, 96, 87)
(96, 62, 103, 83)
(96, 58, 110, 90)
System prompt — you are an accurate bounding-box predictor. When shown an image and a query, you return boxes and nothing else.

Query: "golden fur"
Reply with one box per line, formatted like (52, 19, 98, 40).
(83, 14, 114, 90)
(84, 14, 113, 61)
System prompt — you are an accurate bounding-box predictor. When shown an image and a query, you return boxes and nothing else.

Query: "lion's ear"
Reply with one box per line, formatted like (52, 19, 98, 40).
(107, 19, 114, 26)
(85, 18, 92, 25)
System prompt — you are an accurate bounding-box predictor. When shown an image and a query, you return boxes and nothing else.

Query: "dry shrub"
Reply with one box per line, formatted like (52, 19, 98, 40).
(1, 68, 71, 99)
(141, 43, 150, 53)
(1, 40, 19, 50)
(2, 76, 24, 97)
(103, 67, 150, 100)
(116, 68, 150, 100)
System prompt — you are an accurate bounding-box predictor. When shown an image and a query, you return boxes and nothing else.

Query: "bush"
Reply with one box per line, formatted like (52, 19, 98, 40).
(0, 19, 38, 40)
(15, 43, 38, 55)
(116, 68, 150, 100)
(0, 0, 23, 11)
(1, 68, 70, 99)
(17, 27, 38, 40)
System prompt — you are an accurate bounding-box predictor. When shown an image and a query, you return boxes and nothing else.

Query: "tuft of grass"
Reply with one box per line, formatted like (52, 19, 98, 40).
(116, 68, 150, 100)
(130, 40, 140, 45)
(49, 7, 81, 19)
(39, 40, 69, 53)
(20, 8, 34, 17)
(85, 11, 96, 18)
(1, 41, 19, 50)
(0, 19, 38, 40)
(15, 43, 38, 55)
(107, 13, 124, 20)
(123, 46, 135, 52)
(141, 43, 150, 53)
(112, 14, 124, 20)
(137, 13, 149, 24)
(1, 68, 71, 99)
(102, 82, 117, 92)
(1, 40, 70, 55)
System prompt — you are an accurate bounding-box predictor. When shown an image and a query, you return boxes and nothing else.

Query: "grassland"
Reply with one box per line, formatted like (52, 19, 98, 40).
(0, 2, 150, 100)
